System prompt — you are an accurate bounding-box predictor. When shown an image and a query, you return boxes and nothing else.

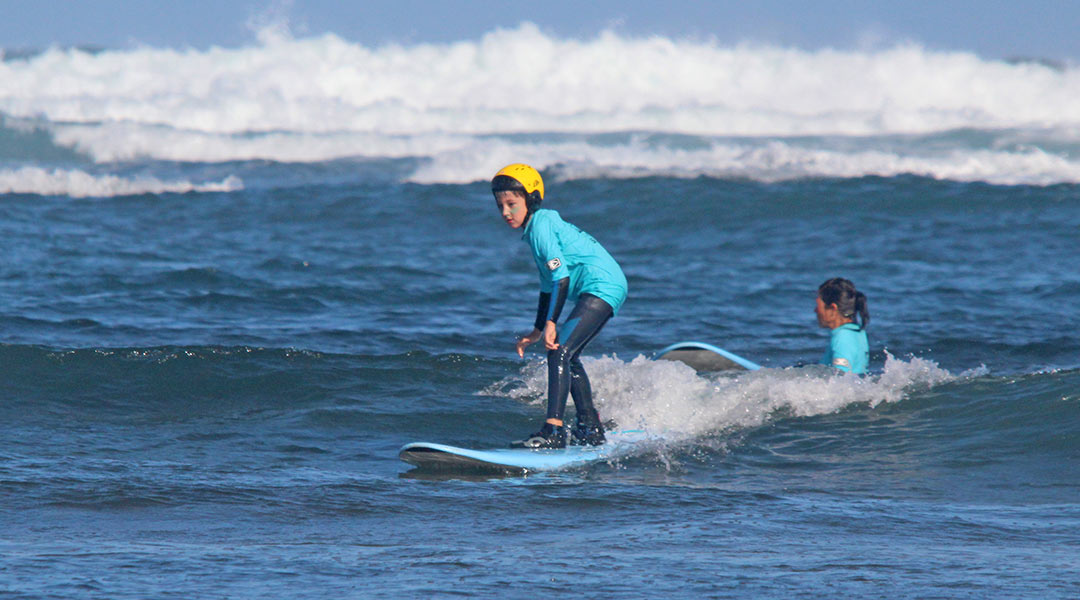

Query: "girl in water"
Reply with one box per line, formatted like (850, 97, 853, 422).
(815, 277, 870, 374)
(491, 163, 628, 449)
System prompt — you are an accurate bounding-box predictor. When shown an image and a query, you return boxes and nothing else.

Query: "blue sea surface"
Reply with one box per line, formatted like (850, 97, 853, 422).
(2, 175, 1078, 599)
(3, 28, 1080, 599)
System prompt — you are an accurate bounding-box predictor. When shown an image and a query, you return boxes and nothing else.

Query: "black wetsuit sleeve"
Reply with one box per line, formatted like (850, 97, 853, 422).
(533, 292, 551, 331)
(534, 278, 570, 329)
(547, 277, 569, 324)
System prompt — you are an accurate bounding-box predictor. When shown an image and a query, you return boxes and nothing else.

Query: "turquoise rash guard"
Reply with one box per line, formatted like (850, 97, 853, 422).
(820, 322, 869, 374)
(522, 208, 628, 320)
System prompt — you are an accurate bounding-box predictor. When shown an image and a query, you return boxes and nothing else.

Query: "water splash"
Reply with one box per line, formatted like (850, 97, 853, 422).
(485, 351, 976, 445)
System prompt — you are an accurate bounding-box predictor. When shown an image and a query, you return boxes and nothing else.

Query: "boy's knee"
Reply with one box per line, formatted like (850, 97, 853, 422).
(549, 346, 573, 365)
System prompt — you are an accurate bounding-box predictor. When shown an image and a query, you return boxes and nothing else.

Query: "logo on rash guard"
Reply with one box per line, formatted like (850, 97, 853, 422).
(832, 357, 851, 368)
(546, 258, 562, 271)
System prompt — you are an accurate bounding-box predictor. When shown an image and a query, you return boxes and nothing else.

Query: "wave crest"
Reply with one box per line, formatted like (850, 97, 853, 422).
(4, 24, 1078, 137)
(3, 24, 1080, 185)
(0, 166, 242, 197)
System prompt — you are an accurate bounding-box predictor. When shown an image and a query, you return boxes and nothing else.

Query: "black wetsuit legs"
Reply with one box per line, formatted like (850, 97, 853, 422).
(545, 294, 612, 423)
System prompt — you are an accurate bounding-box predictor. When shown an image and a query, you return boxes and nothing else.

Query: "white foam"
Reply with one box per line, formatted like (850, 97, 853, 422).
(4, 26, 1077, 136)
(46, 122, 474, 163)
(485, 351, 971, 446)
(409, 137, 1080, 186)
(3, 24, 1080, 183)
(2, 25, 1078, 137)
(40, 124, 1080, 185)
(0, 167, 242, 198)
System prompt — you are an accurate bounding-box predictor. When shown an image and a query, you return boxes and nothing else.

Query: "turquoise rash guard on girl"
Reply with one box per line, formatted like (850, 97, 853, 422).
(819, 322, 869, 374)
(522, 209, 627, 315)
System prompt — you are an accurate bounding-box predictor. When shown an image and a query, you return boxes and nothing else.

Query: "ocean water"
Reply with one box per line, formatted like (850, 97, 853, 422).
(2, 25, 1079, 599)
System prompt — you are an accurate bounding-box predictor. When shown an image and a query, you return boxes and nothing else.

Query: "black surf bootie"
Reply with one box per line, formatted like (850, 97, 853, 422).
(511, 422, 567, 449)
(571, 409, 606, 446)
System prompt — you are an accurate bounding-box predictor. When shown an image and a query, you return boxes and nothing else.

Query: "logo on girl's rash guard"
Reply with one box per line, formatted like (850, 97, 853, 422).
(546, 258, 562, 271)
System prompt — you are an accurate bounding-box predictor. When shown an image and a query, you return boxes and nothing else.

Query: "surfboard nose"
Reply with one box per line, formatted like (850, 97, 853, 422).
(655, 342, 762, 371)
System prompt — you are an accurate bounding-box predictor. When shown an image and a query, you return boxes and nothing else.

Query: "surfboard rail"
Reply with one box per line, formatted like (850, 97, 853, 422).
(400, 442, 612, 473)
(399, 431, 647, 473)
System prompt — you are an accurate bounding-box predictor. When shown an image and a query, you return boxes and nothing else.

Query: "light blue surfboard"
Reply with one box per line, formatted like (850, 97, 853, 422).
(399, 431, 644, 473)
(655, 341, 762, 371)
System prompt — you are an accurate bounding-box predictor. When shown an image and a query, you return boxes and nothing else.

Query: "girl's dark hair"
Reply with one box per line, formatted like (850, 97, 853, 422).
(818, 277, 869, 329)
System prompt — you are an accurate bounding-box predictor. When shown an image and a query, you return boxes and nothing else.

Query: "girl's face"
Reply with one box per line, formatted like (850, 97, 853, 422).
(815, 295, 843, 329)
(495, 191, 529, 228)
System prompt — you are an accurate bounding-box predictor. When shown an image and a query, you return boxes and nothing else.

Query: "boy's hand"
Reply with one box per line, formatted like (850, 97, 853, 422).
(516, 328, 542, 358)
(543, 320, 559, 350)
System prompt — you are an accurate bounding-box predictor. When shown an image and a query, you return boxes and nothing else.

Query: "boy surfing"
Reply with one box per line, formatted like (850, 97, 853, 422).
(491, 164, 628, 449)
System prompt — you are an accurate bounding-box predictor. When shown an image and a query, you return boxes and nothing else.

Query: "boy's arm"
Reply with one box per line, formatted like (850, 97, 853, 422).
(533, 292, 551, 331)
(534, 278, 569, 329)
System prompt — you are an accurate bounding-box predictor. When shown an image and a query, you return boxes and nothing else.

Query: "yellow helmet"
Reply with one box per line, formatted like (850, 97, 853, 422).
(491, 163, 544, 210)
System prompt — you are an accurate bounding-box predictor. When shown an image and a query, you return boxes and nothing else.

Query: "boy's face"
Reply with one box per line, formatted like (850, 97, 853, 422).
(495, 191, 529, 229)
